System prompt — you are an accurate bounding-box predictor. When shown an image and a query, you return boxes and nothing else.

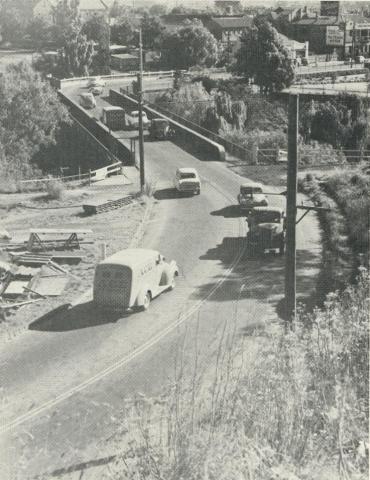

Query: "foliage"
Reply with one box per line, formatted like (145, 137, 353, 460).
(234, 18, 295, 94)
(110, 15, 137, 46)
(45, 179, 65, 200)
(140, 13, 166, 50)
(112, 273, 369, 480)
(161, 19, 218, 70)
(191, 75, 218, 94)
(56, 31, 95, 77)
(51, 0, 81, 46)
(0, 62, 70, 181)
(149, 3, 167, 16)
(0, 6, 26, 44)
(26, 17, 53, 47)
(82, 15, 111, 75)
(301, 95, 369, 150)
(299, 142, 346, 166)
(324, 171, 370, 264)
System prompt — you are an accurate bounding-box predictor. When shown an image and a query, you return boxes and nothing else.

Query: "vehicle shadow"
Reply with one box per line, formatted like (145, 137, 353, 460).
(28, 301, 129, 332)
(195, 236, 320, 317)
(154, 187, 179, 200)
(211, 205, 245, 218)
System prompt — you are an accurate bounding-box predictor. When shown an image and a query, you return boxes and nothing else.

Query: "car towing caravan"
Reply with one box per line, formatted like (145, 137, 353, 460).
(93, 249, 179, 312)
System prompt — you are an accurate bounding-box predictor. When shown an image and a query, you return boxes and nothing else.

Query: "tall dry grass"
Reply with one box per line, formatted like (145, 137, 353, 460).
(106, 273, 369, 480)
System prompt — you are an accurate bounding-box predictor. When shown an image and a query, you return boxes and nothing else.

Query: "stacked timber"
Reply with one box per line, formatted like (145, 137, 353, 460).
(83, 195, 133, 215)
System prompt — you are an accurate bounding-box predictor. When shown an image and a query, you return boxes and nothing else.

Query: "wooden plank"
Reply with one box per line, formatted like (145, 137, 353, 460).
(0, 299, 42, 309)
(29, 229, 93, 235)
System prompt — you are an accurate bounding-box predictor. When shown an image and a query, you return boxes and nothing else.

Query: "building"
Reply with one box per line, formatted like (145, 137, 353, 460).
(278, 33, 308, 59)
(206, 16, 254, 46)
(214, 0, 242, 15)
(110, 53, 139, 72)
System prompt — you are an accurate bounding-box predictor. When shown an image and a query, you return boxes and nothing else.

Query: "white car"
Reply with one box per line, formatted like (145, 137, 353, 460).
(127, 110, 150, 129)
(90, 85, 103, 96)
(174, 167, 201, 195)
(79, 92, 96, 109)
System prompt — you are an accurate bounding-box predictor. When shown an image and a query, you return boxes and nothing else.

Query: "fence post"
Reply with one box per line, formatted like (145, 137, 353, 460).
(275, 146, 280, 163)
(251, 142, 259, 165)
(89, 169, 91, 186)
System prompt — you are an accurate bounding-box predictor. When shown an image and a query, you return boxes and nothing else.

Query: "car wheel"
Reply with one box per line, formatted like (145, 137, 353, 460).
(168, 276, 176, 291)
(279, 238, 285, 255)
(142, 292, 151, 310)
(195, 188, 200, 195)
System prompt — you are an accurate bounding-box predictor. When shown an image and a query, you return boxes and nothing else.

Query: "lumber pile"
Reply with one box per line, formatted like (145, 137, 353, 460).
(83, 195, 133, 215)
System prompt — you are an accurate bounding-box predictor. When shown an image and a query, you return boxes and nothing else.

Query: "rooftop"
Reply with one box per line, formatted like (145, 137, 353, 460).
(293, 16, 341, 26)
(210, 15, 254, 29)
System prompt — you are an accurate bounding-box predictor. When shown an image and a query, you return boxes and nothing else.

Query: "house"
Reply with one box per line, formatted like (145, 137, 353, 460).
(206, 16, 254, 46)
(214, 0, 242, 16)
(278, 33, 308, 59)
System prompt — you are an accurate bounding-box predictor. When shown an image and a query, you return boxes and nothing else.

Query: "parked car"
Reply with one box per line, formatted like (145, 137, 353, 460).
(79, 92, 96, 109)
(237, 182, 268, 211)
(174, 167, 201, 195)
(87, 76, 106, 88)
(246, 207, 286, 256)
(93, 249, 179, 312)
(126, 110, 150, 130)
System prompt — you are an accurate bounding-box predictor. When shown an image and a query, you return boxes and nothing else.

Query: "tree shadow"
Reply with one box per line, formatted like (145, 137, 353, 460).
(211, 205, 245, 218)
(28, 301, 130, 332)
(194, 237, 321, 320)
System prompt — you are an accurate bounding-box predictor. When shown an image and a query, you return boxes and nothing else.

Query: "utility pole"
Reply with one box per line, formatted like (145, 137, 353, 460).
(284, 94, 299, 329)
(137, 28, 145, 193)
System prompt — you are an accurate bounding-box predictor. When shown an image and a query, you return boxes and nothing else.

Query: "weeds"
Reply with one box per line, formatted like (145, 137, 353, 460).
(108, 274, 368, 480)
(45, 179, 66, 200)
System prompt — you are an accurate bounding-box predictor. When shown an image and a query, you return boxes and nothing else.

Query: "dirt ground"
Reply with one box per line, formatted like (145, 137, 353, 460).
(0, 181, 153, 343)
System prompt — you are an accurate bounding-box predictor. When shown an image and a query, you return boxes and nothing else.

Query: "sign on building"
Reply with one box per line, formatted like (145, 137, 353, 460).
(326, 26, 344, 46)
(321, 1, 341, 17)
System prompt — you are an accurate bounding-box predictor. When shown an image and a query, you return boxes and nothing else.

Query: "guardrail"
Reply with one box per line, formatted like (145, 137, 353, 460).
(58, 70, 182, 89)
(19, 161, 123, 186)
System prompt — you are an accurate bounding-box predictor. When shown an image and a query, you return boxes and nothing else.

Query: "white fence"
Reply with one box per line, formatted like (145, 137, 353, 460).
(18, 161, 122, 187)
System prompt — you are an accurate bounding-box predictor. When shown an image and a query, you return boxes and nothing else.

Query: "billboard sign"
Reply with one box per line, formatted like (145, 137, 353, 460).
(326, 26, 344, 46)
(321, 1, 340, 17)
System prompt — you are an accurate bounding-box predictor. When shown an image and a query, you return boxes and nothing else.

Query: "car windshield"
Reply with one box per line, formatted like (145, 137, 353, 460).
(241, 187, 262, 195)
(254, 211, 281, 223)
(180, 173, 196, 179)
(131, 112, 139, 117)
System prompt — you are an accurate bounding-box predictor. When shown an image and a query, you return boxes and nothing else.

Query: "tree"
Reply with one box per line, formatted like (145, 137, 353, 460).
(52, 0, 81, 46)
(56, 31, 95, 77)
(82, 15, 110, 74)
(0, 62, 70, 180)
(110, 15, 137, 46)
(161, 20, 218, 70)
(149, 4, 167, 16)
(26, 17, 53, 48)
(234, 18, 295, 94)
(140, 14, 165, 50)
(0, 6, 25, 44)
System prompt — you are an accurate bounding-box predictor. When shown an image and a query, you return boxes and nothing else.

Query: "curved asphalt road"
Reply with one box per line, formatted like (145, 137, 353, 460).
(0, 140, 321, 479)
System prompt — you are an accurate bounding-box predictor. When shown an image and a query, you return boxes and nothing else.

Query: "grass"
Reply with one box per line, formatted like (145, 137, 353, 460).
(107, 273, 369, 480)
(299, 173, 354, 302)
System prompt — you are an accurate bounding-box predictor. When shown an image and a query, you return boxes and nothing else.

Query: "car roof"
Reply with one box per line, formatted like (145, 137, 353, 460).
(177, 167, 198, 174)
(103, 106, 123, 111)
(99, 248, 160, 268)
(80, 92, 94, 98)
(252, 206, 284, 214)
(240, 182, 263, 188)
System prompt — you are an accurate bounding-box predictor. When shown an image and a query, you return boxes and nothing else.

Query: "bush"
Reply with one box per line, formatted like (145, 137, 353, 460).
(45, 179, 65, 200)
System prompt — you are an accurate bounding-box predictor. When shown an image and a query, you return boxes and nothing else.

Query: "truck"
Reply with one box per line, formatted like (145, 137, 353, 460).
(149, 118, 172, 140)
(246, 206, 286, 256)
(101, 106, 125, 131)
(238, 182, 268, 212)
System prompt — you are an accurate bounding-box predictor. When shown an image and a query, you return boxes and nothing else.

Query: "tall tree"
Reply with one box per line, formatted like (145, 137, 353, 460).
(234, 18, 295, 94)
(56, 32, 95, 77)
(161, 19, 218, 70)
(149, 3, 167, 16)
(82, 15, 111, 74)
(0, 62, 70, 180)
(26, 17, 53, 48)
(140, 13, 165, 50)
(110, 15, 137, 46)
(52, 0, 81, 46)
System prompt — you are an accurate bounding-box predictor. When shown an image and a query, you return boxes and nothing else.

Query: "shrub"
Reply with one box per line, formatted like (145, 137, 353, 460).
(45, 179, 65, 200)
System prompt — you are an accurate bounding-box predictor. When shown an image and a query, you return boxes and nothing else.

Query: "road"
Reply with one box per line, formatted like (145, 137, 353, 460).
(0, 139, 321, 479)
